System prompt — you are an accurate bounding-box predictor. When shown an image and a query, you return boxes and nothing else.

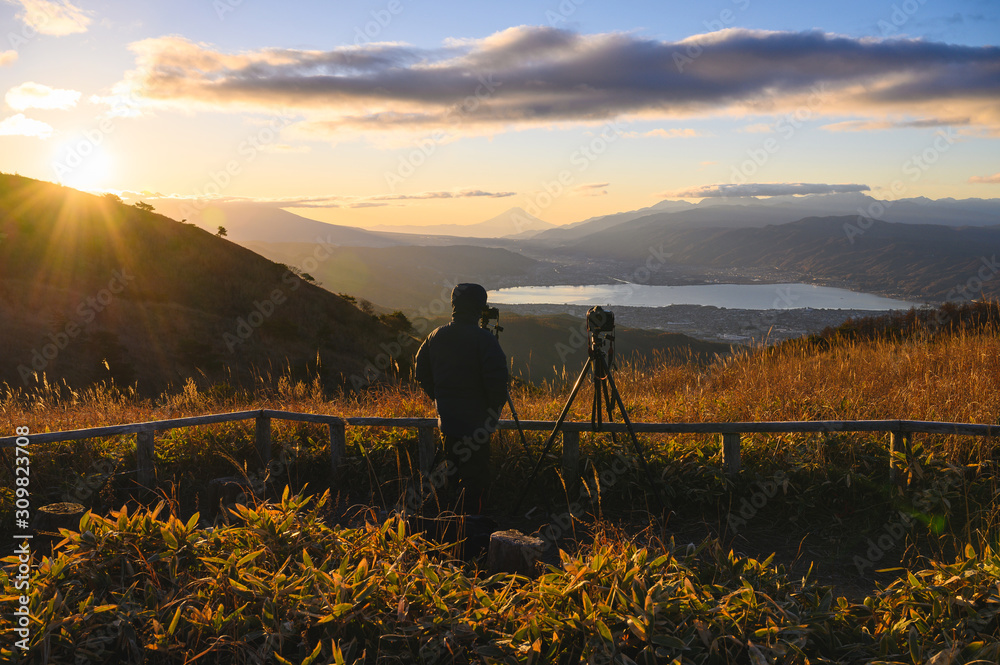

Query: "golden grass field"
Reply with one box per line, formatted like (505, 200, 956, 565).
(2, 309, 999, 663)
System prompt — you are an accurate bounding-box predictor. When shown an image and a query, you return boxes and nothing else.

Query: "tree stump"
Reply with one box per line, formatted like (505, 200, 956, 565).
(32, 502, 85, 554)
(488, 529, 548, 577)
(410, 514, 497, 560)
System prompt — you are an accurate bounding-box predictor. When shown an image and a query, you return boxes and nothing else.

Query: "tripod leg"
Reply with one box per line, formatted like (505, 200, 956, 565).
(601, 355, 666, 513)
(505, 391, 532, 459)
(599, 376, 623, 448)
(591, 359, 602, 431)
(512, 356, 592, 516)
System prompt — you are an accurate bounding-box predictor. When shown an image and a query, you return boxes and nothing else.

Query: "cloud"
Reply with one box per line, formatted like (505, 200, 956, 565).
(969, 173, 1000, 184)
(118, 27, 1000, 139)
(9, 0, 92, 36)
(0, 50, 17, 67)
(573, 182, 609, 196)
(376, 189, 515, 200)
(739, 122, 774, 133)
(5, 82, 81, 110)
(0, 113, 53, 138)
(822, 117, 971, 132)
(141, 188, 516, 209)
(669, 182, 871, 198)
(631, 128, 706, 139)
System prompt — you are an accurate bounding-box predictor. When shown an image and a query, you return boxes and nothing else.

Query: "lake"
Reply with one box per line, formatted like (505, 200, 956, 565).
(488, 283, 922, 310)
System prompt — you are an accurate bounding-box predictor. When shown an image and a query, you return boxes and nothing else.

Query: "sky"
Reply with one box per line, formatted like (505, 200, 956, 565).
(1, 0, 998, 229)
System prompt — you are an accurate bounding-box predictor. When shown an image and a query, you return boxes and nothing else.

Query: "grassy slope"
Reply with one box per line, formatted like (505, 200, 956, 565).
(0, 174, 398, 394)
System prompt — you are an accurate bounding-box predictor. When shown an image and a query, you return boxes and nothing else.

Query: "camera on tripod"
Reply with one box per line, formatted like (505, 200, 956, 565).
(480, 306, 502, 335)
(480, 306, 500, 326)
(586, 306, 615, 333)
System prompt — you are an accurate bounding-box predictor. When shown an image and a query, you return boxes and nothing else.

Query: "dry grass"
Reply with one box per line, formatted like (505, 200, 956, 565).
(7, 324, 998, 461)
(2, 322, 1000, 663)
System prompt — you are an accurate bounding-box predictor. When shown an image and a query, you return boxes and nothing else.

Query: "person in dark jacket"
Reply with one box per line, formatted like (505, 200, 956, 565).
(415, 283, 508, 512)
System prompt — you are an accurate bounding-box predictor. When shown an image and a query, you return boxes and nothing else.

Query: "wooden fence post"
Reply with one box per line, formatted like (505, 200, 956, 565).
(255, 414, 271, 465)
(890, 431, 911, 485)
(721, 433, 741, 476)
(329, 419, 347, 475)
(136, 426, 155, 487)
(561, 430, 580, 481)
(417, 427, 437, 476)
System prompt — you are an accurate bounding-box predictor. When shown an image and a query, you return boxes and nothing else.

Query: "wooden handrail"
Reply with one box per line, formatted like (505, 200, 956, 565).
(2, 411, 997, 486)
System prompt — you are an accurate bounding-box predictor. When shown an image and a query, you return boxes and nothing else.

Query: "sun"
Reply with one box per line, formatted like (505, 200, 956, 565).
(51, 140, 117, 191)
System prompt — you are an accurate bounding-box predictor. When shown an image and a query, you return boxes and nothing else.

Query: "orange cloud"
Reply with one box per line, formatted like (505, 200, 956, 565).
(10, 0, 91, 36)
(115, 28, 1000, 141)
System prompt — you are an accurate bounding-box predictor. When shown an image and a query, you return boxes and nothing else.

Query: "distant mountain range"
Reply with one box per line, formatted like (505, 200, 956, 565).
(146, 200, 406, 247)
(531, 192, 1000, 246)
(143, 191, 1000, 306)
(569, 215, 1000, 300)
(241, 242, 541, 311)
(371, 207, 553, 238)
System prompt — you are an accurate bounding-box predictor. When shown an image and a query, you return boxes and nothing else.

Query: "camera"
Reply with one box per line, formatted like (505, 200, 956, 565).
(480, 306, 502, 335)
(480, 306, 500, 325)
(586, 306, 615, 333)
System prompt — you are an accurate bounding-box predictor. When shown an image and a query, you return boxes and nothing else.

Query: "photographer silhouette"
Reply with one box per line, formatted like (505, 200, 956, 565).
(415, 283, 508, 512)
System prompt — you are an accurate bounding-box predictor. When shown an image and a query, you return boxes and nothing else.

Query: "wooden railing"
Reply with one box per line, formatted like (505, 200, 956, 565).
(2, 411, 998, 487)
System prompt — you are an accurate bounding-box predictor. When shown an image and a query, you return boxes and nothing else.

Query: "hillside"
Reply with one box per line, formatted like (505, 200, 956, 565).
(569, 215, 1000, 300)
(0, 174, 401, 394)
(241, 241, 542, 311)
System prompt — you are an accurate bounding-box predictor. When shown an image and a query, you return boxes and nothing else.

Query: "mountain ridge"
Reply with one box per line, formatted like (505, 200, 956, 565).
(371, 206, 553, 238)
(0, 174, 402, 394)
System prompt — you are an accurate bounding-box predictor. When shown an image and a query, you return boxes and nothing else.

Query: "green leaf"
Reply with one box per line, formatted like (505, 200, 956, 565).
(301, 640, 323, 665)
(331, 603, 354, 618)
(651, 635, 686, 649)
(627, 618, 646, 641)
(160, 527, 178, 549)
(596, 619, 613, 643)
(238, 550, 264, 567)
(168, 605, 183, 636)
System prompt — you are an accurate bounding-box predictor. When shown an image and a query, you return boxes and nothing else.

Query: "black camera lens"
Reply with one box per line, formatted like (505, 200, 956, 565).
(587, 306, 614, 332)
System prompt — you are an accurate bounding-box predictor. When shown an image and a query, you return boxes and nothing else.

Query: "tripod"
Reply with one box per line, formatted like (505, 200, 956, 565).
(513, 314, 663, 515)
(480, 310, 531, 459)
